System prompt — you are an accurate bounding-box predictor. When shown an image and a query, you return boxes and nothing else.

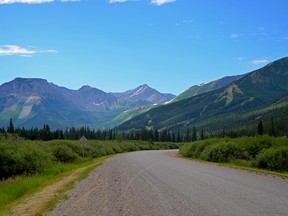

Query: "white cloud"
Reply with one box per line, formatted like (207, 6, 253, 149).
(151, 0, 176, 6)
(230, 33, 245, 39)
(0, 0, 53, 4)
(250, 59, 269, 65)
(0, 45, 58, 57)
(230, 34, 239, 39)
(109, 0, 128, 3)
(61, 0, 80, 2)
(0, 0, 80, 3)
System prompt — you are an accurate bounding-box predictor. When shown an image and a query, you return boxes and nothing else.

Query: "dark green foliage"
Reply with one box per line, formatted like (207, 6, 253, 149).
(180, 136, 288, 172)
(0, 135, 179, 180)
(192, 127, 197, 142)
(0, 139, 53, 179)
(258, 120, 263, 135)
(51, 145, 81, 163)
(200, 142, 248, 162)
(253, 146, 288, 171)
(7, 118, 14, 134)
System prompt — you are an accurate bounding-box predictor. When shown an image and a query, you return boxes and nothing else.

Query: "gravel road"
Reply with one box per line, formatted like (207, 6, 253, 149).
(47, 150, 288, 216)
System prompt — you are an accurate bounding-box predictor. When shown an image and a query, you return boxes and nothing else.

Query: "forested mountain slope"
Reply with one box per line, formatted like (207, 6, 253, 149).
(117, 57, 288, 132)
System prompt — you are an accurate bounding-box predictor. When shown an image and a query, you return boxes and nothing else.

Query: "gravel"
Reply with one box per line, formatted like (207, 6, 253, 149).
(46, 150, 288, 216)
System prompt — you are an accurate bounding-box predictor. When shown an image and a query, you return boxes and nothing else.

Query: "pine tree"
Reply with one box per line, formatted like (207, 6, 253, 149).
(177, 131, 181, 142)
(270, 117, 276, 137)
(7, 118, 14, 134)
(154, 129, 159, 141)
(192, 127, 197, 142)
(257, 120, 263, 136)
(200, 128, 205, 140)
(186, 128, 190, 142)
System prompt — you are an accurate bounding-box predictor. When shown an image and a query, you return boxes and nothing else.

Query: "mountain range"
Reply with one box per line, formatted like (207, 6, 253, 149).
(117, 57, 288, 132)
(1, 57, 287, 132)
(0, 79, 175, 129)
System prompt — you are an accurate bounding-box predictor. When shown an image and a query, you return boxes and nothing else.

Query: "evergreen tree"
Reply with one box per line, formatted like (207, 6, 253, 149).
(154, 129, 159, 141)
(192, 127, 197, 142)
(186, 128, 190, 142)
(200, 128, 205, 140)
(7, 118, 14, 134)
(177, 131, 181, 142)
(270, 117, 276, 137)
(257, 120, 263, 135)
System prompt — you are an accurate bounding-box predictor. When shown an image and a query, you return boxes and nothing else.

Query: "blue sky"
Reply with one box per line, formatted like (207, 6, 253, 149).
(0, 0, 288, 95)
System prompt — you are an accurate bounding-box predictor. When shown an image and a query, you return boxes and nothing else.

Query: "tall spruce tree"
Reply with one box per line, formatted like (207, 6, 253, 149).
(192, 127, 197, 142)
(7, 118, 14, 134)
(257, 120, 263, 135)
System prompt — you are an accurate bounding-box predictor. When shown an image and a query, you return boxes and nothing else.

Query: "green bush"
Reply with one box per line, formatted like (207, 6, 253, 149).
(0, 144, 19, 179)
(17, 143, 53, 175)
(200, 142, 248, 163)
(239, 136, 273, 159)
(0, 142, 53, 179)
(179, 143, 195, 157)
(194, 139, 216, 158)
(253, 146, 288, 171)
(51, 145, 81, 163)
(179, 139, 223, 158)
(0, 137, 179, 180)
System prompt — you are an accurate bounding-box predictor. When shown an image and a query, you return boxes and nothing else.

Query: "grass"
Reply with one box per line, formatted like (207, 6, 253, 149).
(0, 156, 110, 215)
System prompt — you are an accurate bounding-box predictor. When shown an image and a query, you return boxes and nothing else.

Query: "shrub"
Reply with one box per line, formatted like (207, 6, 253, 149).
(0, 145, 19, 179)
(17, 143, 53, 175)
(0, 142, 53, 179)
(194, 140, 216, 158)
(200, 142, 247, 162)
(51, 145, 81, 163)
(179, 143, 195, 157)
(253, 146, 288, 171)
(242, 136, 273, 159)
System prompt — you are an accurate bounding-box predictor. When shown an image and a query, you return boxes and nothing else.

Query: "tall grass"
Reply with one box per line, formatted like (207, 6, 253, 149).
(0, 162, 92, 210)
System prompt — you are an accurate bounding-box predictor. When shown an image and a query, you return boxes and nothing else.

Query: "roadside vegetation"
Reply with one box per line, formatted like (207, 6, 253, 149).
(0, 133, 178, 212)
(179, 135, 288, 174)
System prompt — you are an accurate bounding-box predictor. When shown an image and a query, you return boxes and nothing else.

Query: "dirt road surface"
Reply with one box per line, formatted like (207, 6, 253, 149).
(47, 150, 288, 216)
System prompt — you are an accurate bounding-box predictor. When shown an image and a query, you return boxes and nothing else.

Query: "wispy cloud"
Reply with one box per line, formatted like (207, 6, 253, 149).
(250, 59, 269, 65)
(109, 0, 128, 3)
(151, 0, 176, 6)
(0, 45, 58, 57)
(0, 0, 53, 4)
(0, 0, 80, 4)
(60, 0, 80, 2)
(230, 27, 267, 40)
(236, 56, 270, 66)
(230, 33, 244, 39)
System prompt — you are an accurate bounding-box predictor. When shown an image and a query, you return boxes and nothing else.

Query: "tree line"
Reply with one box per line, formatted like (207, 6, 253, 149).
(1, 114, 287, 143)
(1, 118, 186, 142)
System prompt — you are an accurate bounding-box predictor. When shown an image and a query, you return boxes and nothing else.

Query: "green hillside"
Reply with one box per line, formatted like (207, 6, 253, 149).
(172, 74, 244, 102)
(117, 57, 288, 132)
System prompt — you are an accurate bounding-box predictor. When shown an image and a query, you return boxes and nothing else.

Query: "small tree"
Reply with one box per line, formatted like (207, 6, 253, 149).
(192, 127, 197, 142)
(7, 118, 14, 134)
(200, 128, 205, 140)
(115, 132, 122, 142)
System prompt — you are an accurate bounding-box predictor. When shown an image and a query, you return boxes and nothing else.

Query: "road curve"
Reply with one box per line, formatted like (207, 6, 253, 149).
(47, 150, 288, 216)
